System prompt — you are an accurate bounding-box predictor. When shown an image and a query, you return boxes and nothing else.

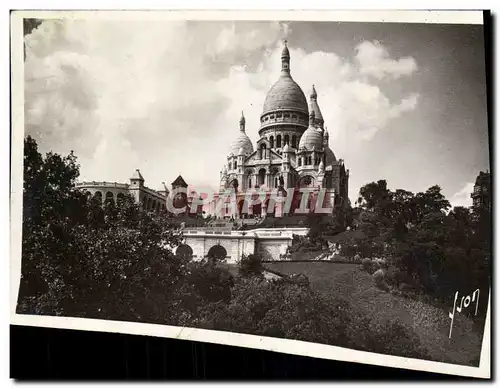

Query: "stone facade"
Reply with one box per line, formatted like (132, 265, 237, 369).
(179, 227, 308, 263)
(76, 170, 181, 213)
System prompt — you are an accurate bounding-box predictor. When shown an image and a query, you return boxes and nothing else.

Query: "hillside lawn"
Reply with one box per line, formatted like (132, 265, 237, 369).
(264, 261, 484, 367)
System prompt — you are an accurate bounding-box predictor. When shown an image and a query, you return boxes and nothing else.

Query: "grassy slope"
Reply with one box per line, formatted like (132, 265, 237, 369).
(264, 261, 483, 366)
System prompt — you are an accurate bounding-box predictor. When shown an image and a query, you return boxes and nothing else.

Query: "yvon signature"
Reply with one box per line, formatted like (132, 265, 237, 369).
(449, 289, 480, 338)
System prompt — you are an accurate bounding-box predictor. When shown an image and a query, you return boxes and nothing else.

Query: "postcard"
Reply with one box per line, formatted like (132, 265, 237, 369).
(10, 10, 491, 379)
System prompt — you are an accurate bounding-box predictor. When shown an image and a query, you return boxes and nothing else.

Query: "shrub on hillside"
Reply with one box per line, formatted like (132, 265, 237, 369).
(368, 317, 429, 359)
(195, 276, 353, 347)
(286, 273, 310, 287)
(373, 269, 385, 284)
(361, 258, 372, 272)
(372, 257, 387, 268)
(372, 269, 389, 291)
(385, 265, 408, 289)
(239, 254, 264, 278)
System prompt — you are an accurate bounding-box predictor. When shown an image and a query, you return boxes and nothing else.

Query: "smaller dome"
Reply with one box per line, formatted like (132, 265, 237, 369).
(299, 111, 323, 150)
(283, 144, 291, 153)
(229, 134, 253, 155)
(319, 159, 325, 172)
(325, 146, 336, 165)
(323, 129, 336, 164)
(229, 112, 254, 156)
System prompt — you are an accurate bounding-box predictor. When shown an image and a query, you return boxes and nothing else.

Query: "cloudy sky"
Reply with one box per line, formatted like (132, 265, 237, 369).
(24, 18, 489, 208)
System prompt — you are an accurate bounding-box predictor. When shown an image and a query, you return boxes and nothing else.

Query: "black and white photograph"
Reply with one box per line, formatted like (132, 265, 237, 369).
(10, 10, 491, 378)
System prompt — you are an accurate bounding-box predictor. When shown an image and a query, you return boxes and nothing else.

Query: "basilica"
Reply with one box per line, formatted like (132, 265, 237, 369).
(205, 42, 350, 219)
(76, 42, 350, 222)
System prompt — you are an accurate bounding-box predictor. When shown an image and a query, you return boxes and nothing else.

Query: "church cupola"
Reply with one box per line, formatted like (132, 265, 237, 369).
(309, 84, 324, 129)
(239, 110, 246, 131)
(310, 84, 317, 99)
(130, 169, 144, 188)
(259, 41, 309, 137)
(298, 110, 324, 151)
(281, 40, 290, 73)
(229, 110, 253, 156)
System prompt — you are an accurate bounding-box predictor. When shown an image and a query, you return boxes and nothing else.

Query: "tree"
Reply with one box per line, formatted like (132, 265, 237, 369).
(18, 136, 185, 322)
(305, 214, 328, 249)
(239, 254, 264, 278)
(20, 136, 87, 312)
(358, 180, 393, 218)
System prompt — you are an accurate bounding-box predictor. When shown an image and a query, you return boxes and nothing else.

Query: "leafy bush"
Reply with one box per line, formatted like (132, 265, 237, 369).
(361, 258, 372, 272)
(368, 318, 429, 359)
(372, 269, 390, 291)
(373, 269, 385, 285)
(195, 276, 353, 347)
(239, 254, 264, 278)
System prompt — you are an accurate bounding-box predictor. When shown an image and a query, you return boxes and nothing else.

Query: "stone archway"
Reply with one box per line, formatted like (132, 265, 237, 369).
(176, 244, 194, 261)
(298, 175, 315, 188)
(93, 191, 103, 203)
(258, 168, 266, 186)
(230, 179, 239, 191)
(206, 244, 228, 262)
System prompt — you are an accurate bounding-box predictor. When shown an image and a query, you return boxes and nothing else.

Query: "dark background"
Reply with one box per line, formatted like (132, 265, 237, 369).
(10, 324, 477, 381)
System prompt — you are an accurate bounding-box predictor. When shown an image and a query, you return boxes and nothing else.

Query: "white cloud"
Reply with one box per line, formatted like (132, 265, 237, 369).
(24, 20, 419, 194)
(449, 182, 474, 209)
(355, 40, 418, 80)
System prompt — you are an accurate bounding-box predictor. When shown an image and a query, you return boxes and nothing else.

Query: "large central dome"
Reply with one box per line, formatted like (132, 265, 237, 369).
(262, 76, 308, 115)
(261, 42, 308, 116)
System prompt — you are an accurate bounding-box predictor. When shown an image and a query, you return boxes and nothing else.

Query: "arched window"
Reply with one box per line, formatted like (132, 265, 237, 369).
(248, 177, 252, 188)
(274, 177, 278, 188)
(117, 192, 125, 205)
(258, 168, 266, 186)
(292, 135, 297, 148)
(105, 191, 114, 204)
(152, 200, 157, 210)
(284, 134, 290, 145)
(147, 197, 152, 210)
(94, 191, 103, 203)
(233, 160, 237, 170)
(259, 143, 267, 159)
(277, 135, 282, 148)
(270, 136, 274, 148)
(298, 175, 315, 188)
(176, 244, 194, 260)
(298, 158, 302, 167)
(207, 244, 228, 262)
